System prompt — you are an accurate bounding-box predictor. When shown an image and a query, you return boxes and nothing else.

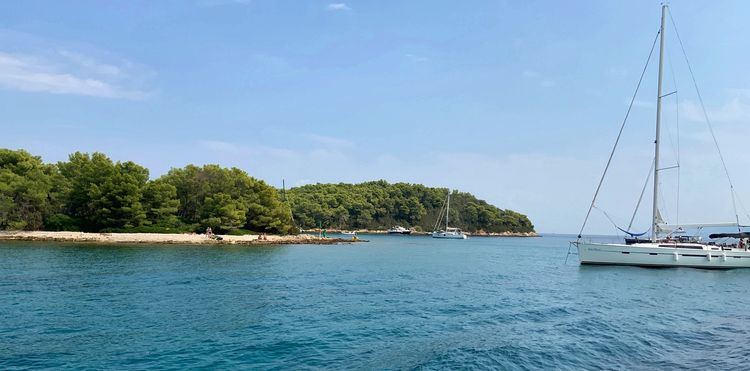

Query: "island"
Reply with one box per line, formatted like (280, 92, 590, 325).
(0, 149, 536, 239)
(288, 181, 536, 236)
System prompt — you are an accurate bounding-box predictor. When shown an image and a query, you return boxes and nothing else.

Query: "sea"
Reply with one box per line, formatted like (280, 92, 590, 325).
(2, 234, 749, 370)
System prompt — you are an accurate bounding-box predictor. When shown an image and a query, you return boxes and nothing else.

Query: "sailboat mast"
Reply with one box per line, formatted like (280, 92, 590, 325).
(446, 192, 450, 229)
(652, 3, 667, 242)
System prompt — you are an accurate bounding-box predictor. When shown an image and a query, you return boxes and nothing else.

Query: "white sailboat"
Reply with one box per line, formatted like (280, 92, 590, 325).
(572, 4, 750, 268)
(432, 191, 467, 239)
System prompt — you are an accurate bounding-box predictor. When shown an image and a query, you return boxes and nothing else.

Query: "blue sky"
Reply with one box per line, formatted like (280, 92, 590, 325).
(1, 1, 750, 234)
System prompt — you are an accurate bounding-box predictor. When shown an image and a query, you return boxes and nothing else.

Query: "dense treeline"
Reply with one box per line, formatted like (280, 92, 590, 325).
(287, 181, 535, 233)
(1, 149, 534, 235)
(0, 149, 295, 234)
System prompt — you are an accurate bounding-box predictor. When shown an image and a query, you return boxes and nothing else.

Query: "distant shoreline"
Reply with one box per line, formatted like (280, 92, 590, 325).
(302, 229, 539, 237)
(0, 230, 539, 246)
(0, 231, 350, 246)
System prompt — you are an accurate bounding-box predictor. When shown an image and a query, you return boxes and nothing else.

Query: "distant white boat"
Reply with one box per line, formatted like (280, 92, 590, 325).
(433, 227, 467, 239)
(387, 226, 412, 235)
(432, 191, 467, 239)
(572, 4, 750, 268)
(342, 231, 357, 235)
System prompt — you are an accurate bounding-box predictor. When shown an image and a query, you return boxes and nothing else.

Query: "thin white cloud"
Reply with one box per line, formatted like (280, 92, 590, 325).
(308, 134, 354, 148)
(630, 99, 654, 108)
(0, 51, 147, 99)
(199, 140, 244, 155)
(327, 3, 351, 11)
(681, 89, 750, 124)
(198, 136, 355, 162)
(607, 66, 628, 78)
(522, 69, 555, 88)
(198, 140, 298, 159)
(195, 0, 250, 7)
(405, 53, 429, 63)
(251, 53, 300, 77)
(57, 49, 123, 77)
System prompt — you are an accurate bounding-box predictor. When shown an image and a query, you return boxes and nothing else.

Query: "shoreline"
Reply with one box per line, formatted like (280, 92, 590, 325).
(302, 229, 539, 237)
(0, 231, 352, 246)
(0, 229, 539, 246)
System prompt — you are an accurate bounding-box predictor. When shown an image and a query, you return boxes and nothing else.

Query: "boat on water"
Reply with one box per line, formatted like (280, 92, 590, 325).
(433, 227, 467, 239)
(432, 191, 467, 239)
(387, 226, 412, 235)
(572, 4, 750, 268)
(341, 231, 357, 235)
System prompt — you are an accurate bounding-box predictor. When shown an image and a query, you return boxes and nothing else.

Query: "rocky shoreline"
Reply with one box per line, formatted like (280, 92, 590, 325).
(0, 231, 352, 246)
(0, 229, 538, 246)
(303, 229, 539, 237)
(468, 231, 539, 237)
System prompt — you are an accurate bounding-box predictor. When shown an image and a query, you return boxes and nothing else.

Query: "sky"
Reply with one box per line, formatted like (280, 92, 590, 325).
(1, 0, 750, 234)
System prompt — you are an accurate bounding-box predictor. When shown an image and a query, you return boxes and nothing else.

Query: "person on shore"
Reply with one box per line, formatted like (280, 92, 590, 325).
(206, 227, 213, 236)
(322, 229, 327, 238)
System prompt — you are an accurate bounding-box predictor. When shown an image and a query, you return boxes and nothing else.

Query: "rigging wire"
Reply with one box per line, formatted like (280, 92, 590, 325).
(668, 9, 742, 232)
(734, 189, 750, 224)
(595, 205, 648, 237)
(665, 40, 681, 225)
(667, 43, 682, 226)
(628, 159, 655, 231)
(576, 30, 661, 239)
(433, 192, 448, 231)
(661, 45, 679, 168)
(594, 205, 622, 231)
(658, 181, 670, 224)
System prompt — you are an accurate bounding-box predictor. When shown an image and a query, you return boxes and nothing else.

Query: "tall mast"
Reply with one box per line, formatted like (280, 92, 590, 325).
(446, 191, 450, 229)
(652, 3, 667, 241)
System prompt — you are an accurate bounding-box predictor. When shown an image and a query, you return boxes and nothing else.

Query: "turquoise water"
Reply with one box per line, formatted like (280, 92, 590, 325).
(2, 235, 749, 369)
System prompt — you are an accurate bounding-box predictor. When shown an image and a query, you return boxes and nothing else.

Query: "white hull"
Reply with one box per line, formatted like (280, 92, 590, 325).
(576, 242, 750, 269)
(432, 232, 467, 239)
(387, 226, 411, 235)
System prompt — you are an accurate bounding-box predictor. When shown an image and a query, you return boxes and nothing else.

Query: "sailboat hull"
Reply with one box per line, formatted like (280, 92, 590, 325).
(432, 232, 467, 239)
(576, 242, 750, 269)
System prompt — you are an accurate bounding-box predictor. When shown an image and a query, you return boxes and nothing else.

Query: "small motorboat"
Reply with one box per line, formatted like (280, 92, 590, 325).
(387, 226, 412, 235)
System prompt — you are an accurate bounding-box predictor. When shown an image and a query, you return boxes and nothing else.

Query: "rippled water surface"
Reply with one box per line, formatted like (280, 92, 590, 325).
(2, 234, 750, 369)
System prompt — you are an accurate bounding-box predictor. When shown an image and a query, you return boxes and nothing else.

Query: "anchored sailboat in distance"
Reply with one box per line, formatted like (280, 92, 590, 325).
(572, 3, 750, 268)
(432, 191, 467, 239)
